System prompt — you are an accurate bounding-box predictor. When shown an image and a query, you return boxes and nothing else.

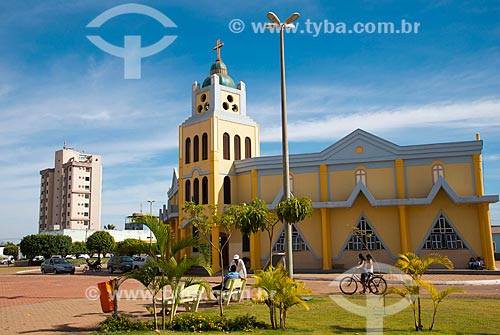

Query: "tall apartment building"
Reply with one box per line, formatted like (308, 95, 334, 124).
(39, 146, 102, 232)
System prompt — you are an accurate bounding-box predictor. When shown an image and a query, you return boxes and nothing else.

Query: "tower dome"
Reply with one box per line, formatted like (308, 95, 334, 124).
(202, 39, 236, 88)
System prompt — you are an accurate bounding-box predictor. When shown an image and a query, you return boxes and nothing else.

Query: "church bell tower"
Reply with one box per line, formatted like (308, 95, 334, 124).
(177, 39, 260, 270)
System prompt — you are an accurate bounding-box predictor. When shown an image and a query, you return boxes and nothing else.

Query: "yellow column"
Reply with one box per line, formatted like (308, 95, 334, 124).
(250, 231, 261, 270)
(179, 227, 186, 258)
(473, 153, 496, 270)
(211, 225, 221, 273)
(320, 208, 331, 270)
(395, 159, 410, 253)
(250, 169, 261, 270)
(319, 164, 331, 270)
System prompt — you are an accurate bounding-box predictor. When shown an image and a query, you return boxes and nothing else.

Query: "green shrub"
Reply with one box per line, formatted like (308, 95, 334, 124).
(99, 315, 153, 332)
(169, 313, 268, 332)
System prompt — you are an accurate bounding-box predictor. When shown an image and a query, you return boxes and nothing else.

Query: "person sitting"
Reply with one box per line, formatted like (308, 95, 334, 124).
(475, 257, 485, 270)
(212, 264, 242, 298)
(468, 257, 476, 270)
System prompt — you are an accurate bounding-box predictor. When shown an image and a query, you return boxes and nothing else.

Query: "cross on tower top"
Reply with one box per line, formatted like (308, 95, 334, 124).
(213, 38, 224, 61)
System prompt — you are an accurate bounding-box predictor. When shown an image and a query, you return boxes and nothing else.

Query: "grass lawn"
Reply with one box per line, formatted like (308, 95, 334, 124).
(91, 295, 500, 334)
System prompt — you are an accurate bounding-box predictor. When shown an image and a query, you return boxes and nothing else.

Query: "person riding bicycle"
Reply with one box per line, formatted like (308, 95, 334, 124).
(355, 253, 374, 294)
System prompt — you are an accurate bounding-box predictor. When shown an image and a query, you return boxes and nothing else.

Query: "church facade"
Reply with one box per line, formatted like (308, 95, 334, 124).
(160, 42, 498, 271)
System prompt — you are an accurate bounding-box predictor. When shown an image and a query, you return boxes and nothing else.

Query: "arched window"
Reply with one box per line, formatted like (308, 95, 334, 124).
(346, 216, 384, 250)
(432, 164, 444, 184)
(184, 180, 191, 202)
(193, 136, 199, 162)
(202, 177, 208, 204)
(424, 214, 465, 249)
(193, 178, 199, 204)
(185, 138, 191, 164)
(202, 133, 208, 160)
(355, 169, 367, 185)
(223, 176, 231, 204)
(245, 137, 252, 158)
(234, 135, 241, 160)
(223, 133, 230, 160)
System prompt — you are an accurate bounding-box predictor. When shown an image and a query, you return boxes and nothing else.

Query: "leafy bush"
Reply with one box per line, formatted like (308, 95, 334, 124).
(168, 313, 268, 332)
(99, 315, 153, 332)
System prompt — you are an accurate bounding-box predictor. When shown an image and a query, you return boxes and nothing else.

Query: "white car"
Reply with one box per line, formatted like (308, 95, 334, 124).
(132, 256, 153, 269)
(0, 257, 14, 265)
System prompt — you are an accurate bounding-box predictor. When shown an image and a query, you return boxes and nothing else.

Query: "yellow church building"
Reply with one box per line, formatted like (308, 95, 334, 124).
(160, 42, 498, 271)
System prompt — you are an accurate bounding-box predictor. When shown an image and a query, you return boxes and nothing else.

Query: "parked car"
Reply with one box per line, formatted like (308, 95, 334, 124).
(41, 257, 75, 274)
(0, 257, 14, 265)
(107, 255, 134, 274)
(65, 255, 76, 259)
(132, 255, 154, 269)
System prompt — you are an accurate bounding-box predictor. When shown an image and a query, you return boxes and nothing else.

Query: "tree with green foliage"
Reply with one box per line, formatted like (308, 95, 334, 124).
(237, 198, 280, 263)
(386, 252, 459, 331)
(54, 235, 72, 257)
(116, 238, 148, 256)
(275, 196, 313, 225)
(183, 202, 239, 317)
(275, 197, 313, 276)
(20, 234, 72, 262)
(70, 241, 88, 257)
(3, 243, 18, 266)
(86, 231, 115, 260)
(252, 264, 311, 329)
(104, 224, 116, 230)
(127, 214, 210, 329)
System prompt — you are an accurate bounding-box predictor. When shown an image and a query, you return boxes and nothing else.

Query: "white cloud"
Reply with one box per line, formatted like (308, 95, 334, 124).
(261, 98, 500, 142)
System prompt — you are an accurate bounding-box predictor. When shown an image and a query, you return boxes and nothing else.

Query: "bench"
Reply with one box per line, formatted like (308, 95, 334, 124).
(159, 283, 206, 315)
(212, 278, 247, 306)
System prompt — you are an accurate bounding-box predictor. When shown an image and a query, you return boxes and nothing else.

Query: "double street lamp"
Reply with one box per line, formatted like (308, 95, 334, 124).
(265, 11, 300, 278)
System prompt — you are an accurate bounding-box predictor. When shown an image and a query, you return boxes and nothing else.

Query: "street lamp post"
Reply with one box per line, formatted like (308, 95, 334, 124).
(147, 200, 155, 245)
(265, 11, 300, 279)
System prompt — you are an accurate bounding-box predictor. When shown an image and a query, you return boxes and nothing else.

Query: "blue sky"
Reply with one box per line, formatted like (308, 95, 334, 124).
(0, 0, 499, 241)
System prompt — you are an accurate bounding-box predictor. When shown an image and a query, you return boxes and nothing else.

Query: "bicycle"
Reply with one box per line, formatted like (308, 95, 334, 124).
(339, 272, 387, 295)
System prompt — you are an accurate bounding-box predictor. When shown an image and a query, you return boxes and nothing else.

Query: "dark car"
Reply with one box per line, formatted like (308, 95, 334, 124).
(41, 257, 75, 274)
(107, 255, 134, 273)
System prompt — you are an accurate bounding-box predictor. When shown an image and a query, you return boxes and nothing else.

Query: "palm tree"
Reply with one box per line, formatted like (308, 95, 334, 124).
(129, 214, 211, 329)
(393, 252, 453, 331)
(252, 265, 310, 329)
(421, 281, 464, 330)
(123, 261, 167, 330)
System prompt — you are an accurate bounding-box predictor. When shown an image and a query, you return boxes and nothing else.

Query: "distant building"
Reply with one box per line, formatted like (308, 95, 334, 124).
(39, 145, 102, 232)
(125, 213, 146, 230)
(492, 226, 500, 260)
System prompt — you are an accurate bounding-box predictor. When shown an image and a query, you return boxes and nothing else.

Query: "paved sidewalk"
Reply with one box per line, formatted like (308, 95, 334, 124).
(1, 265, 499, 334)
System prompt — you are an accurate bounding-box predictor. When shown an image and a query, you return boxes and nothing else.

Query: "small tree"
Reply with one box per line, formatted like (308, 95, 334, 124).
(130, 214, 210, 329)
(86, 231, 115, 260)
(20, 235, 42, 264)
(3, 243, 18, 266)
(275, 197, 313, 275)
(104, 224, 116, 230)
(71, 241, 88, 258)
(238, 198, 279, 264)
(252, 264, 311, 329)
(183, 202, 239, 317)
(387, 252, 456, 331)
(116, 238, 148, 256)
(53, 235, 72, 257)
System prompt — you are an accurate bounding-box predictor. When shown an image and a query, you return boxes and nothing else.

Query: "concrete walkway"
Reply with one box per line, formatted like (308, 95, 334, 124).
(0, 265, 499, 334)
